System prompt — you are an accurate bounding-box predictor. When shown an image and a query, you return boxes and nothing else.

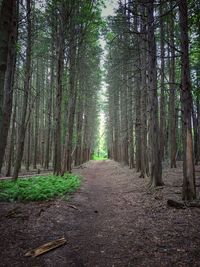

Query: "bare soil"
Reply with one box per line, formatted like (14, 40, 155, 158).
(0, 160, 200, 267)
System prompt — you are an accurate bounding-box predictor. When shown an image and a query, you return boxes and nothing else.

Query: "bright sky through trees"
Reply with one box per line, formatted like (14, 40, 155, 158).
(97, 1, 118, 158)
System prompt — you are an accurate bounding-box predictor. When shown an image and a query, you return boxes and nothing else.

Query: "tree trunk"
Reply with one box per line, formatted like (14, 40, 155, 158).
(75, 86, 84, 166)
(139, 3, 148, 178)
(6, 96, 17, 176)
(179, 0, 196, 200)
(62, 28, 77, 173)
(0, 0, 18, 173)
(45, 48, 54, 169)
(13, 0, 32, 179)
(0, 0, 14, 133)
(168, 4, 177, 168)
(25, 121, 31, 171)
(53, 21, 64, 175)
(159, 0, 165, 161)
(147, 0, 163, 187)
(196, 94, 200, 165)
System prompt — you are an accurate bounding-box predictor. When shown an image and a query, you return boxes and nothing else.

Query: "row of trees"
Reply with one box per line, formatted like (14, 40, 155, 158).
(0, 0, 103, 178)
(104, 0, 199, 200)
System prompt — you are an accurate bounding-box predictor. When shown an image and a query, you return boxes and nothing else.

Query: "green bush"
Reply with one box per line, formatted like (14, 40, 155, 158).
(0, 173, 81, 202)
(92, 154, 108, 160)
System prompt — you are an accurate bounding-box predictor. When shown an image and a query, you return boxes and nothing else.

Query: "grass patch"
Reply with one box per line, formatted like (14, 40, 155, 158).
(0, 173, 81, 202)
(92, 155, 107, 161)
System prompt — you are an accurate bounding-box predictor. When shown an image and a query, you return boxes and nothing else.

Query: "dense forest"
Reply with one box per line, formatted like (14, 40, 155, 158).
(0, 0, 200, 198)
(1, 0, 200, 266)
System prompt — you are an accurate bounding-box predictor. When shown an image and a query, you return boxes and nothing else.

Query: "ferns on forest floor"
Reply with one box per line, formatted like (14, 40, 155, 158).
(0, 174, 81, 202)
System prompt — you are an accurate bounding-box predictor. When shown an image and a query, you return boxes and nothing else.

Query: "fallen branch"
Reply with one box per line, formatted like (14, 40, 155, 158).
(25, 237, 67, 257)
(66, 204, 80, 211)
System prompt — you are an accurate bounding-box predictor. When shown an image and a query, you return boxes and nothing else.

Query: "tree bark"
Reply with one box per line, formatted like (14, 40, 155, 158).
(159, 0, 165, 161)
(147, 0, 163, 187)
(0, 0, 18, 173)
(179, 0, 196, 200)
(62, 20, 77, 173)
(13, 0, 32, 179)
(168, 4, 177, 168)
(53, 19, 64, 175)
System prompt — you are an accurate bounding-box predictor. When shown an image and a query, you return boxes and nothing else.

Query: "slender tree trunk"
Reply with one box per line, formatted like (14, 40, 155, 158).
(53, 22, 64, 175)
(6, 96, 17, 176)
(168, 5, 177, 168)
(13, 0, 32, 179)
(62, 31, 77, 173)
(113, 86, 120, 162)
(147, 0, 163, 187)
(25, 121, 31, 171)
(159, 0, 165, 161)
(128, 77, 134, 168)
(139, 2, 148, 178)
(45, 50, 54, 169)
(134, 5, 141, 172)
(33, 59, 40, 169)
(179, 0, 196, 200)
(196, 94, 200, 165)
(75, 85, 84, 166)
(192, 102, 198, 165)
(120, 68, 129, 165)
(0, 0, 14, 134)
(0, 0, 18, 173)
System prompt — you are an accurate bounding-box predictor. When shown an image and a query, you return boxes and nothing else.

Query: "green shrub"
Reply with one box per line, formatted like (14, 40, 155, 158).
(0, 173, 81, 202)
(92, 154, 107, 160)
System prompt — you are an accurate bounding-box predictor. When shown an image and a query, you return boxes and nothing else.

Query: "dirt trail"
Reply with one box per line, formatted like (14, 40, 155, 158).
(0, 160, 200, 267)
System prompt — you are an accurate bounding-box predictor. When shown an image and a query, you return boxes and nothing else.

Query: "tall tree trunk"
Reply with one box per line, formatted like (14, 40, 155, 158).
(134, 4, 141, 172)
(53, 22, 64, 175)
(62, 29, 77, 173)
(45, 49, 54, 169)
(0, 0, 14, 133)
(179, 0, 196, 200)
(13, 0, 32, 179)
(120, 68, 129, 165)
(159, 0, 165, 161)
(6, 96, 17, 176)
(75, 83, 84, 166)
(196, 94, 200, 165)
(147, 0, 163, 187)
(0, 0, 18, 173)
(168, 4, 177, 168)
(127, 77, 134, 169)
(25, 121, 31, 171)
(33, 60, 40, 169)
(139, 3, 148, 178)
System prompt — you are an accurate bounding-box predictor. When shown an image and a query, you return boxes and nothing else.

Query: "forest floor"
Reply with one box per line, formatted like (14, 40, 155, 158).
(0, 160, 200, 267)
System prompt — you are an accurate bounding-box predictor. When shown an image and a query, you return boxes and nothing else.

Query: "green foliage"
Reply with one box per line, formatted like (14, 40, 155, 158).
(0, 174, 81, 202)
(92, 154, 107, 161)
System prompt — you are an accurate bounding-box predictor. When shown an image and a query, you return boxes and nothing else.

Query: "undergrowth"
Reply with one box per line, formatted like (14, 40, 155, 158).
(0, 173, 81, 202)
(92, 155, 107, 161)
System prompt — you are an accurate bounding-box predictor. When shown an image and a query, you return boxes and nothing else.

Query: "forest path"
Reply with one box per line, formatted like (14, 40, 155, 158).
(1, 160, 200, 267)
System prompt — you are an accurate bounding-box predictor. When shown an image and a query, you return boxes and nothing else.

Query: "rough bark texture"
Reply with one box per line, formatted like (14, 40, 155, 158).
(0, 0, 17, 173)
(33, 60, 40, 169)
(159, 0, 165, 161)
(62, 30, 77, 173)
(13, 0, 32, 179)
(179, 0, 196, 200)
(53, 22, 64, 175)
(168, 5, 177, 168)
(0, 0, 14, 132)
(139, 3, 148, 178)
(147, 0, 163, 187)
